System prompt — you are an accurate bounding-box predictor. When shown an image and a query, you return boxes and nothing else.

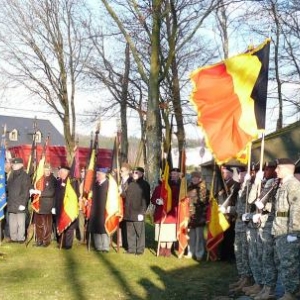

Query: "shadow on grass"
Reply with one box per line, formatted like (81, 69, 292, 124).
(138, 263, 236, 300)
(93, 222, 236, 300)
(62, 250, 88, 300)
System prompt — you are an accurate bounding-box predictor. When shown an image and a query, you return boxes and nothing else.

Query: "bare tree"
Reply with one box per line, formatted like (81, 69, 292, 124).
(0, 0, 92, 161)
(97, 0, 230, 187)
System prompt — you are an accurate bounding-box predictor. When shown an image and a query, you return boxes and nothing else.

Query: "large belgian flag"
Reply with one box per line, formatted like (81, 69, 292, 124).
(190, 39, 270, 163)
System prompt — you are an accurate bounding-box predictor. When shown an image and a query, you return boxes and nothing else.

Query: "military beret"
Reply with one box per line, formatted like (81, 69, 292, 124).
(237, 166, 246, 173)
(222, 165, 233, 173)
(264, 161, 277, 169)
(12, 157, 23, 164)
(276, 158, 295, 166)
(96, 167, 109, 173)
(134, 166, 144, 173)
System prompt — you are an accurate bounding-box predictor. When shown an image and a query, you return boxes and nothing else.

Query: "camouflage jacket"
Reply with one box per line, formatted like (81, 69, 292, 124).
(272, 176, 300, 237)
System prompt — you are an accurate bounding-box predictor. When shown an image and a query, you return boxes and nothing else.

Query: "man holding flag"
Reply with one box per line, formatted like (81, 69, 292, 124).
(31, 164, 57, 247)
(55, 165, 79, 249)
(88, 167, 110, 252)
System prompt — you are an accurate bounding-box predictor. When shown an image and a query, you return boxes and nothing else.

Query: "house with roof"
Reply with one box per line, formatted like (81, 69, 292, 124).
(1, 115, 113, 172)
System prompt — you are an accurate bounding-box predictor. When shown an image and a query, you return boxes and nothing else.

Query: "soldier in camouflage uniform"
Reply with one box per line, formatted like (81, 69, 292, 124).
(227, 167, 253, 294)
(248, 163, 279, 299)
(241, 168, 264, 296)
(271, 158, 300, 300)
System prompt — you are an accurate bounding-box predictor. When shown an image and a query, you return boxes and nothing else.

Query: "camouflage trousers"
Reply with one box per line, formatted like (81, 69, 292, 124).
(246, 226, 263, 284)
(258, 224, 277, 287)
(274, 234, 300, 293)
(234, 231, 251, 277)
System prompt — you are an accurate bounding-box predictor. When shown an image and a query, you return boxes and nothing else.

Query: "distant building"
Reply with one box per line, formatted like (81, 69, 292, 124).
(0, 115, 113, 171)
(0, 115, 65, 146)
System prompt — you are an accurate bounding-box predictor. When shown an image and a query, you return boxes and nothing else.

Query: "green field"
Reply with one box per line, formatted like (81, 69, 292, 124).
(0, 224, 236, 300)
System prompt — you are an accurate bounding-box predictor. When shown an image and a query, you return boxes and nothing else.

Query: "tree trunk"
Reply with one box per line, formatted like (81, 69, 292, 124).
(145, 0, 162, 189)
(171, 57, 186, 168)
(271, 2, 283, 130)
(120, 43, 130, 164)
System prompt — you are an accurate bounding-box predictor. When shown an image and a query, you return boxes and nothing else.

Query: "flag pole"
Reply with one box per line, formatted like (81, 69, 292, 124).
(59, 232, 64, 250)
(156, 136, 165, 257)
(156, 115, 173, 257)
(245, 142, 252, 213)
(206, 165, 217, 261)
(114, 132, 121, 253)
(258, 132, 265, 193)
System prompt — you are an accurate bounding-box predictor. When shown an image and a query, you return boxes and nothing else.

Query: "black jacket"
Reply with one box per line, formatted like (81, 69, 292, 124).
(7, 168, 31, 213)
(88, 179, 109, 234)
(124, 177, 150, 221)
(39, 174, 57, 214)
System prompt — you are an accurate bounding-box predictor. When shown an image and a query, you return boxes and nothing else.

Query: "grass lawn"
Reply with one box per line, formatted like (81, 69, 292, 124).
(0, 223, 237, 300)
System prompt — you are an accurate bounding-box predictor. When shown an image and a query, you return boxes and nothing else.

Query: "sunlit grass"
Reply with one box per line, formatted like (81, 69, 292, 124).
(0, 223, 237, 300)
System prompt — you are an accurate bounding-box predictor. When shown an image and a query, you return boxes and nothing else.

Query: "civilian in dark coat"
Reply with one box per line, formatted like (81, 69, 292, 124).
(88, 168, 110, 252)
(119, 163, 133, 250)
(32, 164, 57, 247)
(7, 157, 31, 242)
(124, 167, 150, 255)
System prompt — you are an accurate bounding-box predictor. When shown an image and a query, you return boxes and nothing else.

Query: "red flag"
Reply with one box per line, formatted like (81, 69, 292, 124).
(190, 39, 270, 164)
(31, 156, 45, 213)
(83, 148, 95, 196)
(104, 174, 123, 236)
(160, 161, 172, 218)
(31, 136, 49, 212)
(57, 178, 79, 235)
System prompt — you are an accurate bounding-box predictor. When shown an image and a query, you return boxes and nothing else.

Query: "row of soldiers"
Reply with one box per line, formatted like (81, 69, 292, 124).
(221, 158, 300, 300)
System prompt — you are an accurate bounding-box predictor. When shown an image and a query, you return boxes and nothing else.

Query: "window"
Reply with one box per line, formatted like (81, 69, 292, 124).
(35, 131, 42, 143)
(9, 129, 18, 141)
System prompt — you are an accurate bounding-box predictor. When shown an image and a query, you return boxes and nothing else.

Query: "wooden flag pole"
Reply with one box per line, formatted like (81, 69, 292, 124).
(88, 232, 91, 251)
(59, 232, 64, 250)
